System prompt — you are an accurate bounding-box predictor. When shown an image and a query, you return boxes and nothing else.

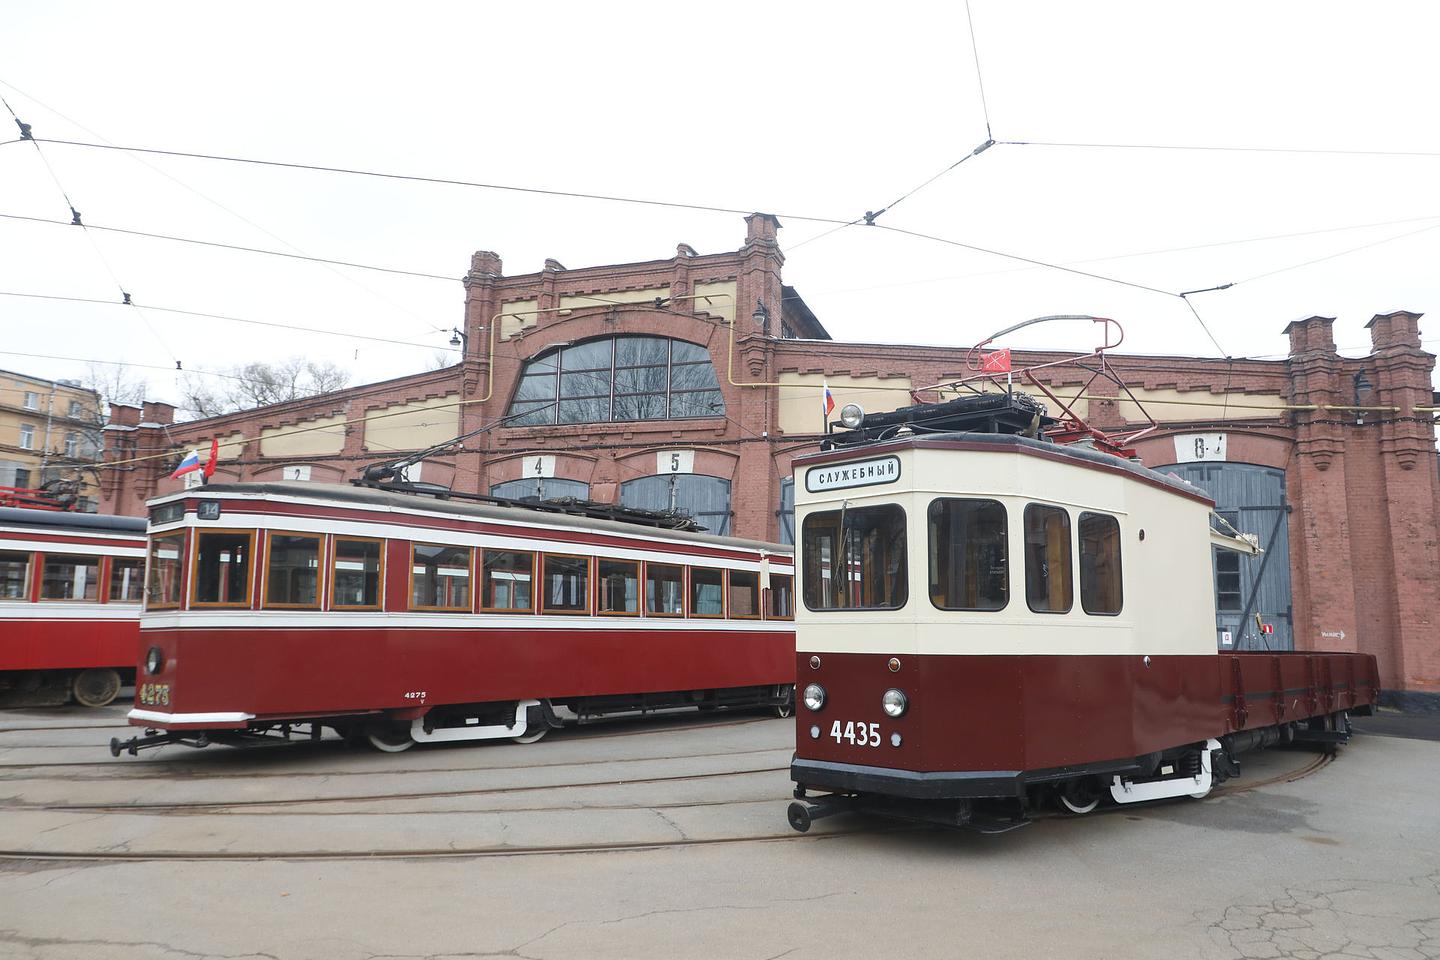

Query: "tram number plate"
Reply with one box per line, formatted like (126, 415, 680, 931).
(831, 720, 880, 747)
(138, 683, 171, 706)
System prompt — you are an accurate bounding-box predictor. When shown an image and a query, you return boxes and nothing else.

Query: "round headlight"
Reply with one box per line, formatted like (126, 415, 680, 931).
(803, 683, 826, 711)
(840, 403, 865, 429)
(882, 688, 908, 717)
(145, 646, 165, 676)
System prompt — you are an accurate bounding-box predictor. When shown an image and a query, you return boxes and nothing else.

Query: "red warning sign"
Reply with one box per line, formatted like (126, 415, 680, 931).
(981, 349, 1012, 373)
(1260, 623, 1274, 635)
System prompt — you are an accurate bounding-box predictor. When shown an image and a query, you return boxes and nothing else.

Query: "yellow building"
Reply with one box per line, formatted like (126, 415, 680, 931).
(0, 368, 105, 511)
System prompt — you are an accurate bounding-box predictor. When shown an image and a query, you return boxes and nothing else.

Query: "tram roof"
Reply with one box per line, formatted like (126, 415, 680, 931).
(0, 507, 148, 533)
(151, 482, 793, 555)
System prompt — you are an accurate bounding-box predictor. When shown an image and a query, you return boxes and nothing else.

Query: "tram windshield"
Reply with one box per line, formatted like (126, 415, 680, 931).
(802, 504, 907, 611)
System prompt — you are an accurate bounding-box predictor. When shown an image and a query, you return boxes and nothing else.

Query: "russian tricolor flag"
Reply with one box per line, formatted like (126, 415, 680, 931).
(822, 380, 835, 417)
(171, 449, 203, 478)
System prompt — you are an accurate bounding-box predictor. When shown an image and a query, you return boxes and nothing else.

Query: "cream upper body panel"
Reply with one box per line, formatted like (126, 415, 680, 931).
(793, 438, 1218, 657)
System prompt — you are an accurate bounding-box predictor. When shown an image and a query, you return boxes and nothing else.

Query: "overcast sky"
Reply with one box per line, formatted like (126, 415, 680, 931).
(3, 2, 1438, 413)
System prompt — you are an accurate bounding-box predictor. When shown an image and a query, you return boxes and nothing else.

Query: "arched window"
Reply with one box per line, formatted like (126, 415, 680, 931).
(506, 336, 724, 426)
(620, 474, 731, 535)
(491, 477, 590, 503)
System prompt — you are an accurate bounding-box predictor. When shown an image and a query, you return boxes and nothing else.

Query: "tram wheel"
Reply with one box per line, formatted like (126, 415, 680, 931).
(364, 721, 415, 753)
(774, 685, 795, 719)
(1057, 777, 1103, 815)
(510, 726, 549, 744)
(72, 668, 122, 708)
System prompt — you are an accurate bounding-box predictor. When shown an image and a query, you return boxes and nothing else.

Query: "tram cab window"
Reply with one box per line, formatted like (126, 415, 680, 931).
(644, 562, 684, 616)
(729, 570, 760, 619)
(411, 543, 472, 611)
(597, 558, 639, 615)
(0, 551, 29, 599)
(928, 499, 1007, 611)
(266, 533, 321, 608)
(193, 532, 255, 607)
(802, 504, 908, 611)
(542, 555, 589, 614)
(1024, 504, 1073, 614)
(146, 533, 184, 608)
(482, 550, 533, 612)
(769, 573, 794, 620)
(109, 558, 144, 603)
(41, 554, 100, 601)
(1079, 513, 1123, 615)
(691, 567, 725, 617)
(333, 538, 383, 609)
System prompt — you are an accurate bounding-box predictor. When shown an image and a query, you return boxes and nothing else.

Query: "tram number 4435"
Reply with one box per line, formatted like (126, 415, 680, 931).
(831, 720, 880, 747)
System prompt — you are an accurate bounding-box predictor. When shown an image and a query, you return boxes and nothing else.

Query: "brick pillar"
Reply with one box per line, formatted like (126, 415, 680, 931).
(461, 251, 503, 496)
(733, 214, 784, 542)
(1284, 316, 1359, 655)
(1365, 310, 1440, 700)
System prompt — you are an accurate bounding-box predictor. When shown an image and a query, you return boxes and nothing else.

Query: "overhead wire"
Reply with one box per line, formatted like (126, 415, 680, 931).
(996, 139, 1440, 159)
(964, 0, 993, 141)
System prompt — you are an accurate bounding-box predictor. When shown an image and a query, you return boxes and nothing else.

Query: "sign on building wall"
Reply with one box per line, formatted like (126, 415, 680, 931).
(656, 450, 695, 475)
(282, 465, 312, 481)
(1172, 433, 1228, 463)
(522, 455, 556, 479)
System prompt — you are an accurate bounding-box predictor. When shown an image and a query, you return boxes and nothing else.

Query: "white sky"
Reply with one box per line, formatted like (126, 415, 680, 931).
(3, 1, 1438, 412)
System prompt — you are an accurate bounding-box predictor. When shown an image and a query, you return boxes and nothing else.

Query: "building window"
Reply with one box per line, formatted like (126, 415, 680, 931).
(23, 392, 38, 410)
(1216, 551, 1242, 612)
(620, 474, 732, 535)
(482, 550, 534, 612)
(644, 562, 684, 616)
(778, 478, 794, 545)
(333, 538, 383, 608)
(927, 498, 1007, 612)
(1024, 504, 1073, 614)
(193, 531, 254, 606)
(0, 551, 29, 599)
(146, 533, 184, 608)
(505, 336, 725, 427)
(265, 533, 321, 608)
(19, 424, 35, 450)
(490, 477, 590, 503)
(41, 554, 100, 601)
(13, 468, 31, 489)
(410, 543, 471, 611)
(68, 400, 83, 418)
(1079, 512, 1124, 616)
(109, 558, 144, 602)
(64, 433, 79, 458)
(597, 558, 639, 615)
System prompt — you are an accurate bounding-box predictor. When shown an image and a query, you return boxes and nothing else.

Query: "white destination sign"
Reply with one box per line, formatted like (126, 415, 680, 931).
(1173, 433, 1227, 463)
(806, 455, 901, 493)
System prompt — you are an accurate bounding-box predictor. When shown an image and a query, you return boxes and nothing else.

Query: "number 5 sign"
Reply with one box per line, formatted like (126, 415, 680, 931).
(656, 450, 695, 475)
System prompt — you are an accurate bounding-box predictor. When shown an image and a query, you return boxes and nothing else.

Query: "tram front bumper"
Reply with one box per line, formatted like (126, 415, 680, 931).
(791, 757, 1027, 800)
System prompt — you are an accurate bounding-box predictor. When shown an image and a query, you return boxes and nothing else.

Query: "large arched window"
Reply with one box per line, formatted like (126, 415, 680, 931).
(491, 477, 590, 503)
(620, 474, 732, 535)
(506, 336, 725, 427)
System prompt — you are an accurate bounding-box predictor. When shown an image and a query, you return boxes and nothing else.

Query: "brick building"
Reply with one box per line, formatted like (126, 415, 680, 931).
(99, 215, 1440, 708)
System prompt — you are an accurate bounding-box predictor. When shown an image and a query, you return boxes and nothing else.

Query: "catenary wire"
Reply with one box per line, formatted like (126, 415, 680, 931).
(996, 139, 1440, 159)
(965, 0, 993, 140)
(1233, 220, 1440, 286)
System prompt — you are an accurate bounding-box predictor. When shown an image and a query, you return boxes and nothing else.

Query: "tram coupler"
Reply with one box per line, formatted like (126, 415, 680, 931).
(108, 730, 210, 756)
(787, 793, 853, 833)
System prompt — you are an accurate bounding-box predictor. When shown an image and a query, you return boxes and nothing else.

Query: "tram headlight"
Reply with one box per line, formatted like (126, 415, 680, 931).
(144, 646, 165, 676)
(882, 688, 908, 718)
(840, 403, 865, 429)
(803, 683, 826, 712)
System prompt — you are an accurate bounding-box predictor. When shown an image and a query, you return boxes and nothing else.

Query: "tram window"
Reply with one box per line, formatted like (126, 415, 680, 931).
(644, 562, 684, 616)
(481, 550, 533, 612)
(597, 558, 640, 615)
(729, 570, 760, 619)
(1024, 504, 1073, 614)
(193, 532, 255, 606)
(265, 533, 321, 608)
(0, 551, 29, 599)
(1079, 512, 1123, 616)
(40, 554, 100, 601)
(803, 505, 908, 611)
(146, 533, 184, 608)
(333, 538, 383, 609)
(541, 554, 590, 614)
(411, 543, 472, 611)
(769, 573, 794, 620)
(109, 558, 144, 603)
(691, 567, 724, 618)
(927, 499, 1007, 612)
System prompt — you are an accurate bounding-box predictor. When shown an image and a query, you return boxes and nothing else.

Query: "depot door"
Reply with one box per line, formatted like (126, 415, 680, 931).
(1164, 462, 1293, 651)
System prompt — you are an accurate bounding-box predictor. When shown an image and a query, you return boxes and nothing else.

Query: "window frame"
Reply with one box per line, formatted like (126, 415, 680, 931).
(188, 528, 257, 609)
(1023, 503, 1074, 615)
(1078, 511, 1124, 617)
(408, 541, 474, 613)
(108, 556, 145, 603)
(18, 423, 35, 450)
(689, 566, 726, 619)
(23, 391, 39, 410)
(38, 552, 102, 603)
(767, 572, 795, 621)
(262, 530, 324, 610)
(479, 548, 536, 614)
(145, 531, 186, 610)
(539, 552, 592, 616)
(0, 550, 33, 602)
(643, 560, 685, 618)
(802, 504, 910, 612)
(926, 498, 1008, 613)
(727, 568, 762, 620)
(595, 557, 641, 617)
(330, 535, 386, 611)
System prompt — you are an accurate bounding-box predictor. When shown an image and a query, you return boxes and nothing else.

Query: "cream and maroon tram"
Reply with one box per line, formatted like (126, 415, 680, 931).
(1, 507, 145, 708)
(786, 394, 1378, 832)
(111, 482, 795, 755)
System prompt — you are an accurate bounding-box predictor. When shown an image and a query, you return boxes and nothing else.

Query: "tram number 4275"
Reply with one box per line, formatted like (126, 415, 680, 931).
(831, 720, 880, 747)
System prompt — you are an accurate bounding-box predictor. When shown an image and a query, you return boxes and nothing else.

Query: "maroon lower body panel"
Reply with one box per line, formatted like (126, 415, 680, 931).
(792, 651, 1379, 799)
(0, 618, 138, 672)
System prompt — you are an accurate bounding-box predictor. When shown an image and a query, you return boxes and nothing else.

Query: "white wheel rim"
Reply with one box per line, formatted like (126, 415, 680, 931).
(366, 728, 414, 752)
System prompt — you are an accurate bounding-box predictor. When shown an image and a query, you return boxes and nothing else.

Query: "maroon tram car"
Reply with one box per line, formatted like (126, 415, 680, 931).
(111, 482, 796, 755)
(1, 507, 146, 707)
(786, 394, 1379, 831)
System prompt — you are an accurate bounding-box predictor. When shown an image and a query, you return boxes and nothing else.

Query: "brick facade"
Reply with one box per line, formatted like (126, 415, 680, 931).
(101, 218, 1440, 705)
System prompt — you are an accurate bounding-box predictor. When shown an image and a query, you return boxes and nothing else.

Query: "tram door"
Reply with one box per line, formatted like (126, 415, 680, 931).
(1165, 462, 1294, 652)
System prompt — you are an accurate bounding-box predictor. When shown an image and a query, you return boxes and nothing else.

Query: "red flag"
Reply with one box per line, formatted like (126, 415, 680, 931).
(203, 437, 219, 478)
(981, 348, 1012, 373)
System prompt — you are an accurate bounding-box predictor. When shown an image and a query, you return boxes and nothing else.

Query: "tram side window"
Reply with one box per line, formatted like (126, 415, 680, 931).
(1024, 504, 1073, 614)
(802, 505, 908, 611)
(769, 573, 794, 619)
(411, 543, 472, 611)
(0, 551, 30, 599)
(109, 558, 144, 602)
(645, 562, 684, 616)
(266, 533, 321, 608)
(193, 532, 254, 606)
(146, 534, 184, 608)
(41, 554, 100, 601)
(333, 538, 383, 609)
(597, 558, 639, 614)
(928, 499, 1007, 611)
(1079, 512, 1123, 616)
(482, 550, 533, 612)
(542, 555, 589, 614)
(729, 570, 760, 618)
(691, 567, 724, 617)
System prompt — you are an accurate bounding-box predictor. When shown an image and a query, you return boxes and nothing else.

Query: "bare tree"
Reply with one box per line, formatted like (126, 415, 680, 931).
(178, 358, 352, 419)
